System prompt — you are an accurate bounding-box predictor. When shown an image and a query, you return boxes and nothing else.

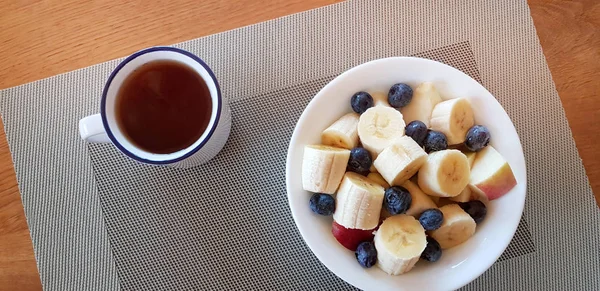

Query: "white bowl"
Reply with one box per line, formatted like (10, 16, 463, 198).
(285, 57, 527, 291)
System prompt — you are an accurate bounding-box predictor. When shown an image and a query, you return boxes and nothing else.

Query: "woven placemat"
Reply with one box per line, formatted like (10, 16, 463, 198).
(88, 43, 533, 290)
(1, 0, 598, 290)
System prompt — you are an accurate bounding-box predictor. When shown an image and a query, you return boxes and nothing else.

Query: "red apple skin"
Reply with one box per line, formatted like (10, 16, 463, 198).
(471, 163, 517, 200)
(331, 221, 375, 251)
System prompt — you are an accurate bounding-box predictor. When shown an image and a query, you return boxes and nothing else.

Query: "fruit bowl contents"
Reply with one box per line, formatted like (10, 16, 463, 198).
(301, 82, 518, 275)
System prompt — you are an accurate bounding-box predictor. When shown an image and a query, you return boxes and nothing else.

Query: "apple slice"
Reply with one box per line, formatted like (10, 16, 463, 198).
(331, 221, 375, 251)
(469, 146, 517, 200)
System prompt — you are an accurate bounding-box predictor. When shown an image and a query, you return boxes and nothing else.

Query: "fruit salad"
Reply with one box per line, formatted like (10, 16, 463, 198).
(302, 82, 517, 275)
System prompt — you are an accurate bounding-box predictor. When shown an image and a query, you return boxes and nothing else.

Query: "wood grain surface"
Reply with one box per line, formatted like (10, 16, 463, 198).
(0, 0, 598, 290)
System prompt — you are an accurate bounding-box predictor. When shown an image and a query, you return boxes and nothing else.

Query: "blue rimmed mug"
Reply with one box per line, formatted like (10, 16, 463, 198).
(78, 47, 231, 168)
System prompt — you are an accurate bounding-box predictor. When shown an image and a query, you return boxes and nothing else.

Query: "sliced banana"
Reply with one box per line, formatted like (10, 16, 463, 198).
(409, 174, 418, 184)
(449, 185, 472, 203)
(373, 136, 427, 186)
(430, 98, 475, 145)
(435, 198, 454, 207)
(371, 91, 391, 107)
(449, 185, 491, 204)
(428, 204, 476, 249)
(379, 181, 436, 221)
(369, 164, 378, 173)
(333, 172, 385, 230)
(417, 149, 470, 197)
(302, 145, 350, 194)
(464, 151, 477, 168)
(321, 113, 360, 149)
(374, 215, 427, 275)
(367, 172, 390, 188)
(380, 208, 392, 221)
(357, 106, 405, 158)
(450, 152, 476, 203)
(400, 82, 442, 127)
(428, 195, 441, 204)
(470, 186, 490, 205)
(402, 180, 437, 217)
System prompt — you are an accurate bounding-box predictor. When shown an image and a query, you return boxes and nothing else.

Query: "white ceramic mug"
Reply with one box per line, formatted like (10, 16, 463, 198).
(79, 47, 231, 168)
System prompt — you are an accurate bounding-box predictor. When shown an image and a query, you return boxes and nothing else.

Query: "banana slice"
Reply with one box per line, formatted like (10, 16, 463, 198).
(371, 91, 391, 107)
(357, 106, 405, 158)
(369, 164, 378, 173)
(435, 198, 454, 207)
(471, 186, 490, 205)
(367, 172, 390, 188)
(464, 151, 477, 168)
(402, 180, 437, 217)
(333, 172, 385, 230)
(409, 174, 418, 184)
(380, 209, 392, 221)
(430, 98, 475, 145)
(374, 215, 427, 275)
(321, 113, 360, 149)
(449, 185, 491, 204)
(428, 195, 441, 204)
(449, 185, 472, 203)
(373, 136, 427, 186)
(450, 152, 476, 203)
(379, 181, 436, 221)
(418, 149, 470, 197)
(428, 204, 476, 249)
(400, 82, 442, 127)
(302, 145, 350, 194)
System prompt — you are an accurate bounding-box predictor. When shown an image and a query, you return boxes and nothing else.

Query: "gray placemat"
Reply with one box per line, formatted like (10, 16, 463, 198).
(88, 43, 534, 290)
(0, 0, 598, 290)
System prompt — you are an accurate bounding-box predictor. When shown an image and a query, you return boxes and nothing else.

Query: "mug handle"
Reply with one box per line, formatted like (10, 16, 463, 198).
(79, 114, 111, 143)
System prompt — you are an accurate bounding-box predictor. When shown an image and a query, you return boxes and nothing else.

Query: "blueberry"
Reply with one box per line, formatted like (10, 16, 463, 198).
(459, 200, 487, 223)
(419, 209, 444, 231)
(309, 193, 335, 216)
(347, 147, 372, 175)
(405, 120, 428, 146)
(355, 241, 377, 268)
(388, 83, 413, 108)
(424, 130, 448, 153)
(421, 237, 442, 262)
(383, 186, 412, 215)
(350, 91, 374, 114)
(465, 125, 491, 152)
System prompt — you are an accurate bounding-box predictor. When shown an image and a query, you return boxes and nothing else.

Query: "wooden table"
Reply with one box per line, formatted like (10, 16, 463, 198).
(0, 0, 598, 289)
